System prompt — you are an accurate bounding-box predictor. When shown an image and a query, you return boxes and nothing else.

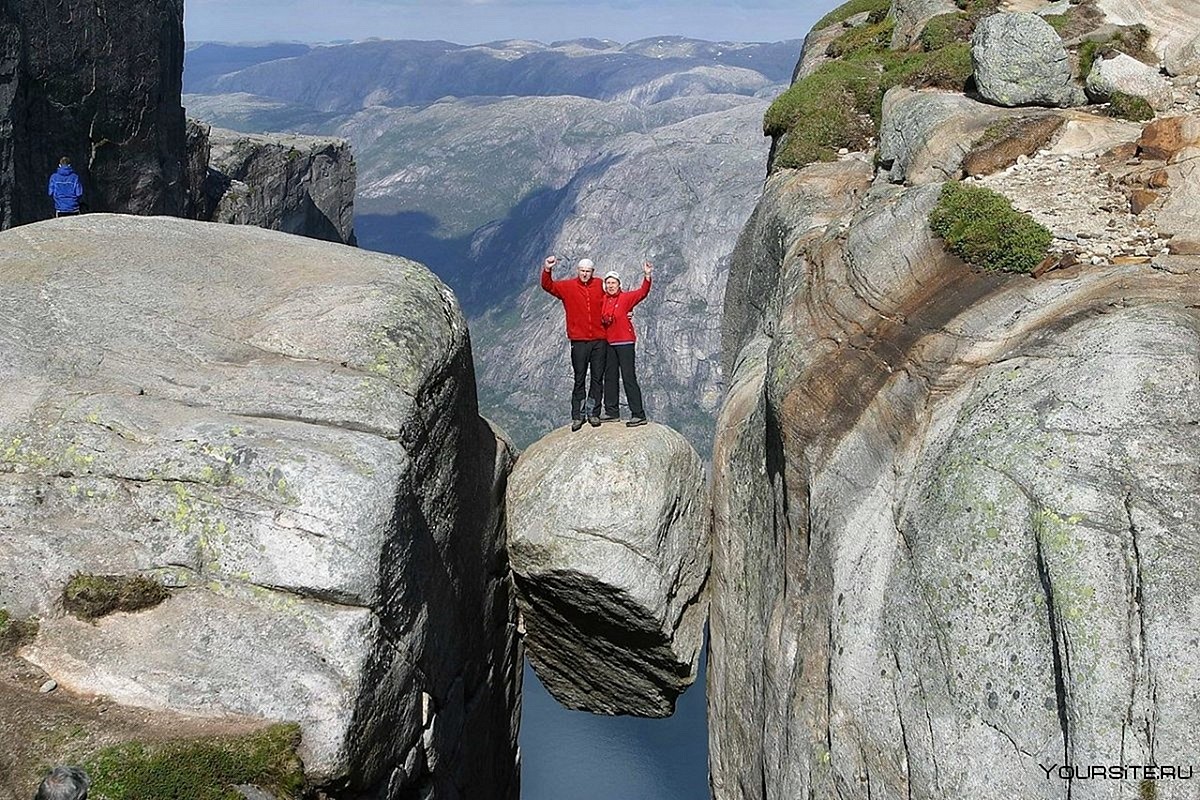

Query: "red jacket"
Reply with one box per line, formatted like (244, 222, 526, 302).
(600, 277, 651, 344)
(541, 270, 606, 340)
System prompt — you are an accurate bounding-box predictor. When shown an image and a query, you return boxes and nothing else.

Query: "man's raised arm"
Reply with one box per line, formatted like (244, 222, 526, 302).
(540, 255, 562, 297)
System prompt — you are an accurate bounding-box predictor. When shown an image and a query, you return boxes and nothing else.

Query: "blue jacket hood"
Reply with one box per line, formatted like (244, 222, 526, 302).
(56, 165, 76, 176)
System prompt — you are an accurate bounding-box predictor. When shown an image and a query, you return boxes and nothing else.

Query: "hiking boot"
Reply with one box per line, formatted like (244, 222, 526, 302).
(626, 417, 647, 428)
(600, 414, 621, 423)
(571, 419, 584, 432)
(588, 415, 601, 428)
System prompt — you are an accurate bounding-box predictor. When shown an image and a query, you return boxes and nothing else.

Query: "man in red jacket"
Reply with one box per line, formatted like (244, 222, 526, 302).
(541, 255, 606, 431)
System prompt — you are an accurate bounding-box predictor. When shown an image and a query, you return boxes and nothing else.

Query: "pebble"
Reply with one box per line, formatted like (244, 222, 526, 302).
(39, 679, 57, 693)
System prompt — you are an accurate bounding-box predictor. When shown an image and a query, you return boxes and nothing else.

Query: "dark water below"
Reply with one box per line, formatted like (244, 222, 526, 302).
(519, 653, 710, 800)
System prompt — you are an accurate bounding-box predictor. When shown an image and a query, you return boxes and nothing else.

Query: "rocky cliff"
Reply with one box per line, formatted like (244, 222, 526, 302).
(0, 216, 518, 798)
(189, 122, 357, 245)
(0, 0, 186, 226)
(0, 3, 355, 243)
(709, 1, 1200, 798)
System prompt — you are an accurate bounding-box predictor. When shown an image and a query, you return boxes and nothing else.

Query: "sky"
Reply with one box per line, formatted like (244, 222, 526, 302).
(184, 0, 843, 45)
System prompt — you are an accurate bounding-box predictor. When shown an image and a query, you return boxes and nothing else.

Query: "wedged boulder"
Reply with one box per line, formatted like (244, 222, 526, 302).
(506, 422, 709, 717)
(1085, 51, 1174, 110)
(972, 12, 1086, 108)
(878, 87, 1013, 184)
(0, 215, 519, 799)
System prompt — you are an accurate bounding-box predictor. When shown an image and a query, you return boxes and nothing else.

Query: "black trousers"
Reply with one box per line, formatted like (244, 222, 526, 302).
(603, 343, 644, 419)
(570, 339, 606, 419)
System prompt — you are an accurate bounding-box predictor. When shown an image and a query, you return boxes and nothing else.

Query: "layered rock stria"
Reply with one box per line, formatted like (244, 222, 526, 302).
(710, 4, 1200, 799)
(0, 0, 186, 227)
(189, 123, 357, 245)
(507, 423, 709, 717)
(0, 215, 518, 798)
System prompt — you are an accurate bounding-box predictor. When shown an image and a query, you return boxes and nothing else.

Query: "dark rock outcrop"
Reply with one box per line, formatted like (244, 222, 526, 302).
(188, 122, 357, 245)
(0, 0, 186, 226)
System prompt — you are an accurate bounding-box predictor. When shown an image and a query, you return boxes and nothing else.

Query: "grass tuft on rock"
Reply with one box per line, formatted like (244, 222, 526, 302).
(0, 608, 39, 651)
(84, 724, 305, 800)
(930, 182, 1052, 273)
(813, 0, 891, 32)
(63, 574, 170, 621)
(766, 3, 986, 170)
(1106, 91, 1155, 122)
(764, 60, 880, 167)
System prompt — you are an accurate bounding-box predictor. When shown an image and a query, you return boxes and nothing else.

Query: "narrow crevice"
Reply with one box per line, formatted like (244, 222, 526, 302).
(890, 652, 915, 800)
(1033, 526, 1073, 800)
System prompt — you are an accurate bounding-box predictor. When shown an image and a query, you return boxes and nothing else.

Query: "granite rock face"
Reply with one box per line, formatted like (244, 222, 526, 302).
(972, 12, 1085, 108)
(878, 87, 1014, 185)
(1086, 52, 1175, 110)
(1165, 32, 1200, 77)
(507, 422, 709, 717)
(0, 0, 186, 227)
(192, 124, 357, 245)
(0, 215, 519, 799)
(710, 6, 1200, 792)
(710, 163, 1200, 799)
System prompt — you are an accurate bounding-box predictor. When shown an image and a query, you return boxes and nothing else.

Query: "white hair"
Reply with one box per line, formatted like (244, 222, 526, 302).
(35, 767, 90, 800)
(577, 258, 595, 270)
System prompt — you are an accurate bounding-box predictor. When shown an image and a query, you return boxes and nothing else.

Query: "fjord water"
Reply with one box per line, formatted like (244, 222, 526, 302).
(520, 653, 709, 799)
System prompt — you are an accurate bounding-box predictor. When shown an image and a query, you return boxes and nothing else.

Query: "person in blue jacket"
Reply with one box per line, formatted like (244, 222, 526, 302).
(48, 157, 84, 216)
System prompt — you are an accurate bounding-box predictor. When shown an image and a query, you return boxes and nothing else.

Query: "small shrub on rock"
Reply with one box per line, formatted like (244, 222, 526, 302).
(1106, 91, 1155, 122)
(930, 182, 1052, 273)
(62, 573, 169, 621)
(84, 724, 305, 800)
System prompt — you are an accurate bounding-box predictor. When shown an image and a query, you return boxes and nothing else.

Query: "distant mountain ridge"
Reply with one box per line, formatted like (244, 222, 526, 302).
(185, 36, 802, 112)
(184, 35, 791, 449)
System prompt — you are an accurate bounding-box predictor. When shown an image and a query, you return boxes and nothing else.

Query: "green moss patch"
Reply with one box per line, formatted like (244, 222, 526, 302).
(812, 0, 890, 32)
(930, 183, 1052, 273)
(0, 609, 38, 651)
(84, 724, 305, 800)
(765, 60, 880, 168)
(768, 3, 990, 170)
(63, 574, 170, 621)
(1106, 91, 1155, 122)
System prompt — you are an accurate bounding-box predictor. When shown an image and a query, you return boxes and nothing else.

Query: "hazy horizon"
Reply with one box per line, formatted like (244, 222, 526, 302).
(185, 0, 839, 47)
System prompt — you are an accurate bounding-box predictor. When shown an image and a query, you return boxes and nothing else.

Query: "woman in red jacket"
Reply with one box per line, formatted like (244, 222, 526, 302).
(600, 261, 652, 427)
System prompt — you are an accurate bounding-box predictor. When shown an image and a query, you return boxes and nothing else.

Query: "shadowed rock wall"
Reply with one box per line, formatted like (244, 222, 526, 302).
(0, 0, 185, 226)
